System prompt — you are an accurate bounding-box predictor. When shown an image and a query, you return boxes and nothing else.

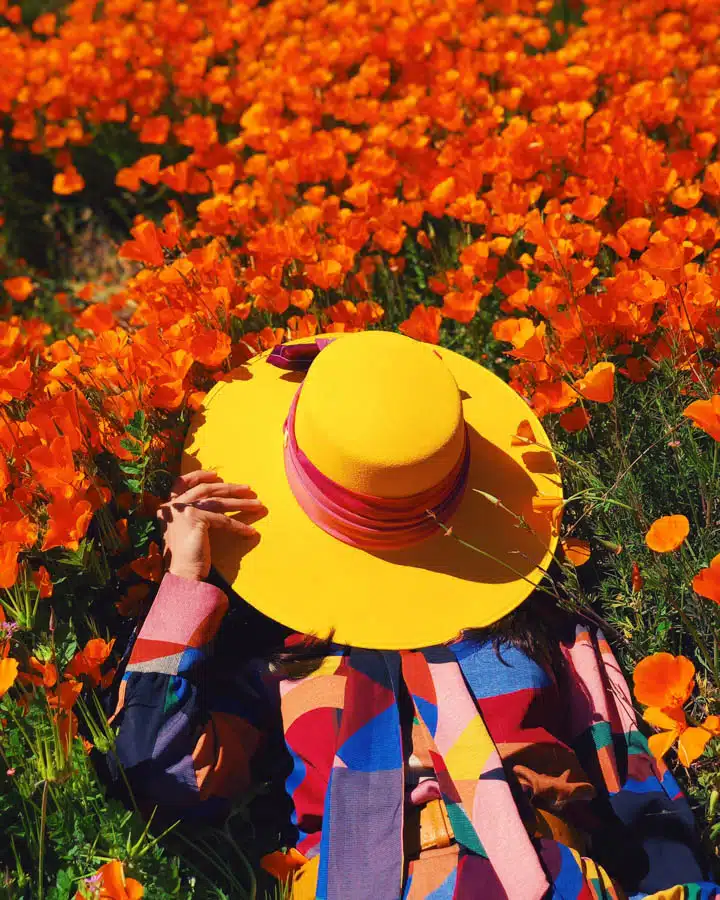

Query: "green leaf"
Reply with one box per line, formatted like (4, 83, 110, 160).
(128, 515, 156, 549)
(47, 867, 76, 900)
(120, 437, 142, 455)
(126, 410, 148, 440)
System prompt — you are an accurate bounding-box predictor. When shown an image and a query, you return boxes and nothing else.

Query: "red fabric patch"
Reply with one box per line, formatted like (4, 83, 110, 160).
(401, 651, 437, 705)
(129, 637, 187, 665)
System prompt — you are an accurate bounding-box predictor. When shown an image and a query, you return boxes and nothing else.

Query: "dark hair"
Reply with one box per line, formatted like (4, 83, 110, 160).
(207, 564, 607, 684)
(268, 632, 336, 680)
(271, 590, 576, 680)
(463, 590, 574, 674)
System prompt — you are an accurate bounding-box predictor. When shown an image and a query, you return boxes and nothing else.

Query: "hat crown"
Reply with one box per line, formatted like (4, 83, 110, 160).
(294, 331, 465, 499)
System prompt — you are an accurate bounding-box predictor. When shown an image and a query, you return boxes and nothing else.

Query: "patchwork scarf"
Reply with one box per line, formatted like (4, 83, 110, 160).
(315, 646, 551, 900)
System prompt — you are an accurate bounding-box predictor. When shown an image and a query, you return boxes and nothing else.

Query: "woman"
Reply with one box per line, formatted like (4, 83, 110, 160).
(110, 331, 718, 898)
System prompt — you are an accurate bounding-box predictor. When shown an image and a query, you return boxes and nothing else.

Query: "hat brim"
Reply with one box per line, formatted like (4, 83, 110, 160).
(182, 338, 563, 649)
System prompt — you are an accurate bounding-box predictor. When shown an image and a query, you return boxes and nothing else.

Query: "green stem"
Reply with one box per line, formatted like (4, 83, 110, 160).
(707, 441, 718, 528)
(222, 829, 258, 900)
(4, 701, 35, 750)
(673, 597, 720, 688)
(173, 832, 247, 894)
(37, 780, 49, 900)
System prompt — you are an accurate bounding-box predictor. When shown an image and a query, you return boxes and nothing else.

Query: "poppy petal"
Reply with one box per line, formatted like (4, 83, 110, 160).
(0, 658, 19, 696)
(648, 729, 679, 761)
(561, 538, 591, 566)
(633, 653, 695, 708)
(677, 727, 712, 766)
(645, 514, 690, 552)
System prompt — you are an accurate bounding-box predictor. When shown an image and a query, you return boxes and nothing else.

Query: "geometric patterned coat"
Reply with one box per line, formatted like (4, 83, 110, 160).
(111, 574, 719, 899)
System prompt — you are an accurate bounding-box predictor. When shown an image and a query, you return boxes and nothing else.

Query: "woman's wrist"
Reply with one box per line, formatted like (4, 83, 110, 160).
(167, 564, 206, 582)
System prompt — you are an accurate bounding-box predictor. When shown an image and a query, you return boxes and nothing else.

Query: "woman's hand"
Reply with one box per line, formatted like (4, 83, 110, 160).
(157, 470, 264, 582)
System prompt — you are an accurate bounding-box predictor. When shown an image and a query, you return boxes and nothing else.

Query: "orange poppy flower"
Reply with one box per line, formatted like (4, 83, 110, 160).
(702, 715, 720, 737)
(54, 708, 80, 754)
(0, 501, 37, 547)
(617, 218, 652, 252)
(620, 358, 652, 384)
(399, 305, 442, 345)
(428, 176, 456, 211)
(118, 221, 165, 268)
(129, 542, 163, 583)
(639, 240, 692, 286)
(692, 553, 720, 603)
(260, 848, 308, 881)
(671, 183, 703, 210)
(0, 658, 18, 697)
(116, 167, 142, 192)
(41, 495, 94, 552)
(66, 638, 115, 686)
(0, 543, 21, 590)
(133, 155, 162, 186)
(21, 656, 58, 689)
(573, 363, 615, 403)
(305, 260, 344, 290)
(190, 329, 232, 368)
(75, 303, 115, 334)
(116, 584, 150, 618)
(74, 860, 144, 900)
(633, 652, 695, 709)
(643, 705, 714, 766)
(532, 380, 578, 416)
(441, 289, 482, 324)
(0, 359, 33, 402)
(47, 679, 83, 712)
(644, 514, 690, 552)
(175, 114, 218, 152)
(139, 116, 170, 144)
(570, 194, 606, 221)
(52, 166, 85, 195)
(683, 396, 720, 441)
(159, 161, 190, 193)
(703, 162, 720, 196)
(146, 349, 194, 411)
(559, 405, 590, 433)
(631, 562, 644, 592)
(356, 301, 384, 327)
(561, 538, 591, 567)
(289, 289, 314, 311)
(493, 318, 547, 362)
(3, 277, 35, 303)
(32, 12, 56, 34)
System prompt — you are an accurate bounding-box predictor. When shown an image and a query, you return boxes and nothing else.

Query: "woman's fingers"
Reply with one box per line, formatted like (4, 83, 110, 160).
(188, 497, 265, 514)
(161, 476, 262, 538)
(170, 469, 221, 499)
(197, 510, 259, 536)
(178, 481, 255, 504)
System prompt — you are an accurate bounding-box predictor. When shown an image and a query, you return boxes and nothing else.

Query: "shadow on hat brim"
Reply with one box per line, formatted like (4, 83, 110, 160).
(369, 425, 553, 585)
(182, 339, 563, 650)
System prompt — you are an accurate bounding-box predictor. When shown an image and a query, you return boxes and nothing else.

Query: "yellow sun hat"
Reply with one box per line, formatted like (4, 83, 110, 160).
(182, 330, 563, 650)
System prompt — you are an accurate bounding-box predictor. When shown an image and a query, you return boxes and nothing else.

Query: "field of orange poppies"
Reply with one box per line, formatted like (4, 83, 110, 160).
(2, 0, 720, 894)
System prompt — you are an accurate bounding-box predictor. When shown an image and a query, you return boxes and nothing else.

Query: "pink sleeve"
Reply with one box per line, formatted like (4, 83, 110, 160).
(127, 573, 229, 674)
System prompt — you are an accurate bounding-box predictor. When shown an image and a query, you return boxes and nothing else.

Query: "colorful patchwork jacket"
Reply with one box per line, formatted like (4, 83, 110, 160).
(109, 573, 719, 899)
